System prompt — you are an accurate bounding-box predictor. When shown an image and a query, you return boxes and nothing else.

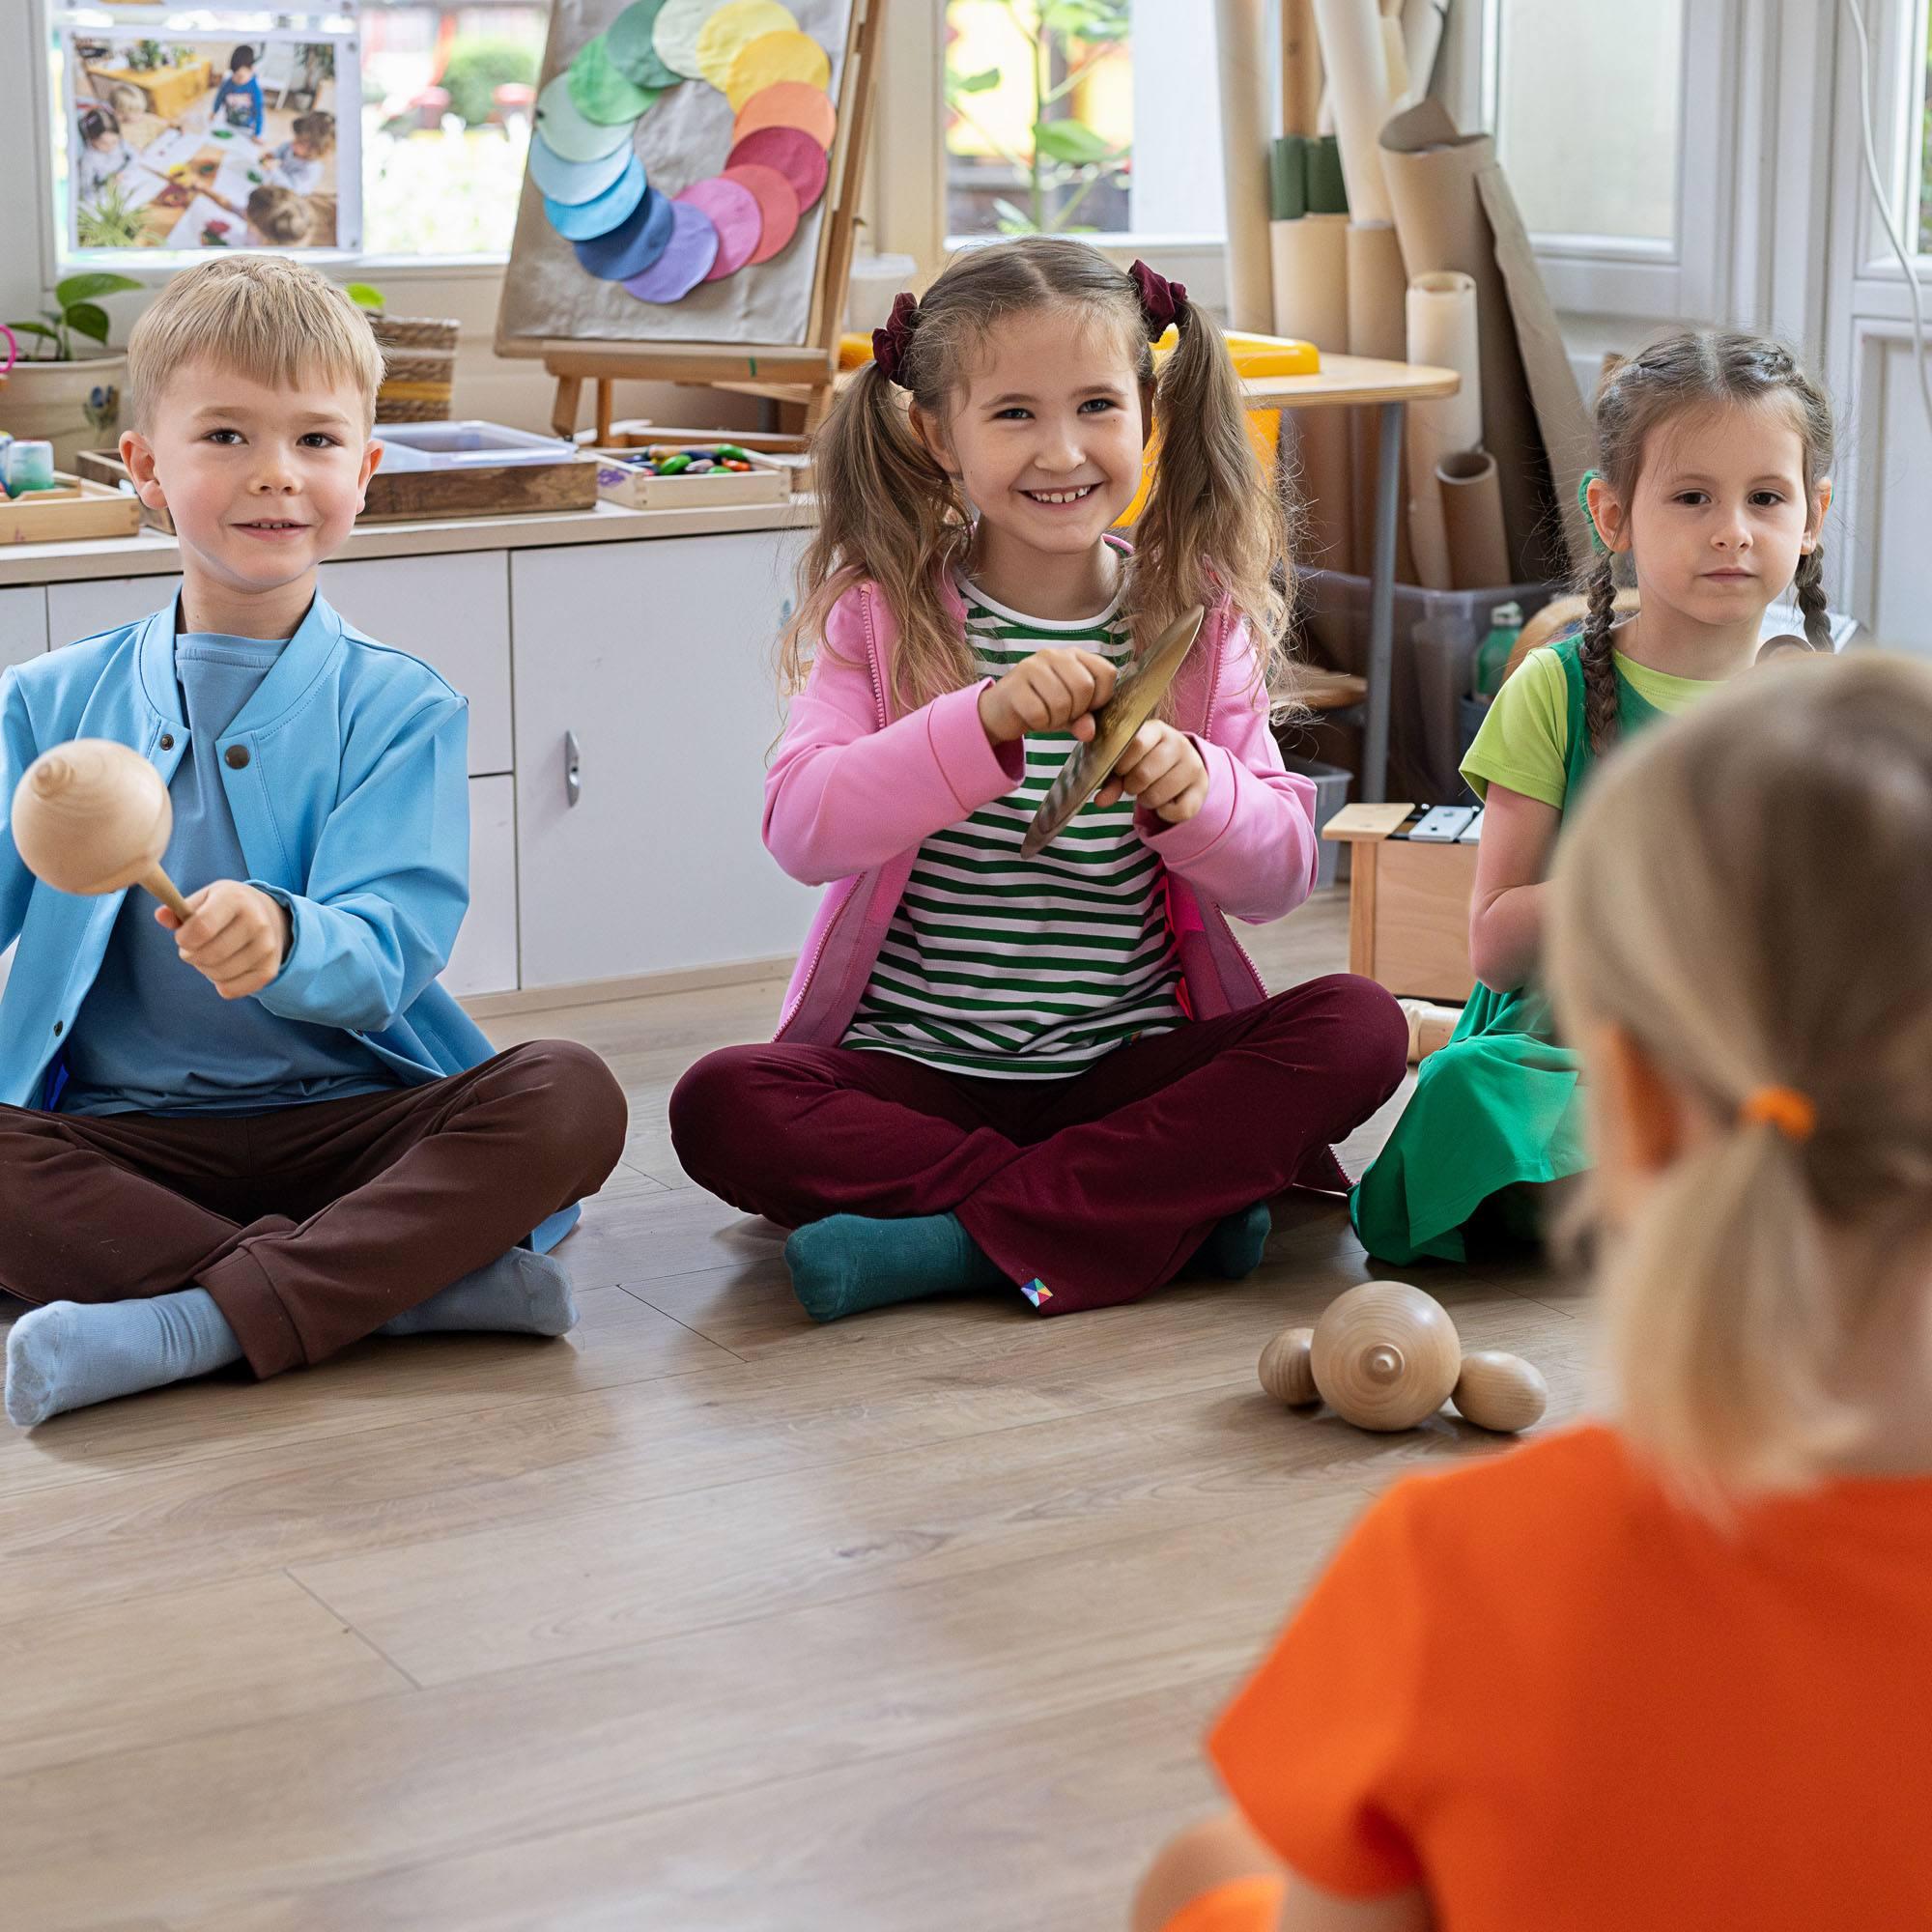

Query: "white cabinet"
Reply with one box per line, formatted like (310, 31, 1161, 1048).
(0, 587, 47, 669)
(510, 532, 818, 989)
(319, 553, 513, 777)
(46, 575, 179, 646)
(444, 776, 518, 999)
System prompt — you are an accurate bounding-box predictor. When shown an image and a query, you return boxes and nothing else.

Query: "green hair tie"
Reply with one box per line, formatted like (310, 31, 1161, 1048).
(1578, 469, 1609, 555)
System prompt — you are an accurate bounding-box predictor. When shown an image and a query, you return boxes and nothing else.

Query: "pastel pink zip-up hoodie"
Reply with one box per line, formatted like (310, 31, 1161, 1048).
(767, 558, 1321, 1048)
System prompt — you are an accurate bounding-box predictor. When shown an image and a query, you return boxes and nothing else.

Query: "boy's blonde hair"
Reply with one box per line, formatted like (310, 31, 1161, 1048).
(128, 253, 382, 430)
(292, 110, 336, 156)
(1548, 653, 1932, 1508)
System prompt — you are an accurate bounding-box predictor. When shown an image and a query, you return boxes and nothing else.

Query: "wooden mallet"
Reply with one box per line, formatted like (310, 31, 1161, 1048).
(10, 738, 194, 919)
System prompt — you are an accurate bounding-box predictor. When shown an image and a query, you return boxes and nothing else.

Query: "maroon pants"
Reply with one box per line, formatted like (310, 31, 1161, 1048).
(669, 974, 1406, 1314)
(0, 1040, 628, 1377)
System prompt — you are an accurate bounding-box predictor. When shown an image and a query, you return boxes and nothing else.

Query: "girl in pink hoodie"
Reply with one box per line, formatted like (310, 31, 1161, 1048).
(671, 238, 1406, 1321)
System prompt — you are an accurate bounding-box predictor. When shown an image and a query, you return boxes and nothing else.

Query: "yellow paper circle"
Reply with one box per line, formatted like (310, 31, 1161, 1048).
(695, 0, 798, 92)
(724, 29, 830, 113)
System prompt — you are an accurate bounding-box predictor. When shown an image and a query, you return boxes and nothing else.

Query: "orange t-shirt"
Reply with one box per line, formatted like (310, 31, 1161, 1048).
(1207, 1423, 1932, 1929)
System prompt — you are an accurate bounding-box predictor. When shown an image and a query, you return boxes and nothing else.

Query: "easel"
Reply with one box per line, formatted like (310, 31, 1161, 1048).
(507, 0, 884, 445)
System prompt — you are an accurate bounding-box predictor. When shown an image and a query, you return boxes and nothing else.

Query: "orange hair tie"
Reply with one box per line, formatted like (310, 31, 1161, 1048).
(1739, 1086, 1817, 1142)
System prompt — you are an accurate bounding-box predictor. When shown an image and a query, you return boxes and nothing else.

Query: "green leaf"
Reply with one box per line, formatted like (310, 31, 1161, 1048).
(992, 197, 1037, 233)
(5, 321, 60, 341)
(55, 270, 140, 308)
(1032, 118, 1116, 166)
(949, 65, 1001, 94)
(65, 302, 110, 345)
(344, 281, 386, 310)
(1040, 0, 1128, 38)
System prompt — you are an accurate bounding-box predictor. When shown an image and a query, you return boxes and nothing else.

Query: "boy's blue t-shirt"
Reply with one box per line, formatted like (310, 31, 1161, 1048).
(57, 631, 394, 1118)
(213, 74, 265, 135)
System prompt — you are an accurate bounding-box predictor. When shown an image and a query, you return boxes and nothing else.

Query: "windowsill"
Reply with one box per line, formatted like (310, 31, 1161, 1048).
(942, 232, 1227, 254)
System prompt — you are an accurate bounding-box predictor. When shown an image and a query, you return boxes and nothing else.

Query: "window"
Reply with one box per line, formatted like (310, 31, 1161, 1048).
(359, 1, 545, 258)
(1920, 0, 1932, 254)
(1490, 0, 1683, 249)
(942, 0, 1224, 246)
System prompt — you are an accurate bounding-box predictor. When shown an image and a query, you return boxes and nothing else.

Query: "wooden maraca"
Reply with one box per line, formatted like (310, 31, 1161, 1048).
(1259, 1279, 1548, 1434)
(10, 738, 193, 919)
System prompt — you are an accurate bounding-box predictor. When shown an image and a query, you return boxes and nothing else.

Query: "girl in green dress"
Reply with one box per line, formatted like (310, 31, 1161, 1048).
(1352, 331, 1838, 1264)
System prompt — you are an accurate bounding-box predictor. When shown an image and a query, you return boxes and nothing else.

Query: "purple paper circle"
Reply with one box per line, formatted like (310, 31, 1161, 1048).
(677, 176, 762, 279)
(724, 124, 827, 213)
(573, 186, 677, 280)
(623, 200, 721, 302)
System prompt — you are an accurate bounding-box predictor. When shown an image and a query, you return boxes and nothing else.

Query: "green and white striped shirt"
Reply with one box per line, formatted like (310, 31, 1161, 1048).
(842, 580, 1185, 1079)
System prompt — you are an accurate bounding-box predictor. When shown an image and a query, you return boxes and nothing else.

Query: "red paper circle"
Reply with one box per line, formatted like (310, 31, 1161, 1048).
(724, 125, 827, 214)
(721, 161, 801, 264)
(677, 175, 764, 279)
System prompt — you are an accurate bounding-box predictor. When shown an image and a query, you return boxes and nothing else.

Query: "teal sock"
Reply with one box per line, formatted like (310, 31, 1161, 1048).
(379, 1248, 578, 1339)
(5, 1288, 244, 1429)
(1192, 1202, 1272, 1280)
(784, 1212, 1009, 1322)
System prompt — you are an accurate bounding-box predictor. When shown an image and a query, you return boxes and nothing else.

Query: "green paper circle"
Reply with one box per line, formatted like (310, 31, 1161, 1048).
(607, 0, 682, 89)
(570, 36, 662, 125)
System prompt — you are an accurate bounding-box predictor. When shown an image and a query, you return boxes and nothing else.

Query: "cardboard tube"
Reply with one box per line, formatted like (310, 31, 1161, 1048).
(1401, 0, 1448, 104)
(1380, 15, 1410, 108)
(1405, 270, 1481, 591)
(1281, 0, 1324, 138)
(1215, 0, 1276, 332)
(1271, 213, 1353, 576)
(1310, 0, 1393, 222)
(1347, 218, 1410, 580)
(1306, 134, 1349, 213)
(1438, 448, 1513, 590)
(1271, 136, 1309, 221)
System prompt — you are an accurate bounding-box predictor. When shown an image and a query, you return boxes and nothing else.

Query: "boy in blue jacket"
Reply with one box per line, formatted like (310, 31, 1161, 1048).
(211, 46, 265, 138)
(0, 255, 627, 1427)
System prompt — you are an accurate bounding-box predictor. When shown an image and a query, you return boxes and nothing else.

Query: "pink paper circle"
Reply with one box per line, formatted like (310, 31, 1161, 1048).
(724, 124, 827, 214)
(721, 162, 800, 264)
(677, 175, 763, 279)
(623, 198, 721, 301)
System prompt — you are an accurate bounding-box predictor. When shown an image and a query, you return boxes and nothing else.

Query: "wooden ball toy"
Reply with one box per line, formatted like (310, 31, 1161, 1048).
(10, 738, 193, 918)
(1451, 1350, 1548, 1434)
(1257, 1325, 1318, 1406)
(1310, 1280, 1463, 1432)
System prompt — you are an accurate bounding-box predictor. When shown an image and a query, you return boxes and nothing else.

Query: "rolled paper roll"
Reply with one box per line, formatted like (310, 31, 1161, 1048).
(1270, 135, 1309, 222)
(1438, 447, 1513, 590)
(1259, 1325, 1320, 1406)
(1269, 213, 1349, 353)
(1310, 0, 1394, 221)
(1311, 1280, 1463, 1431)
(1404, 270, 1481, 591)
(1451, 1350, 1548, 1433)
(1306, 135, 1349, 215)
(1215, 0, 1275, 332)
(1346, 220, 1409, 578)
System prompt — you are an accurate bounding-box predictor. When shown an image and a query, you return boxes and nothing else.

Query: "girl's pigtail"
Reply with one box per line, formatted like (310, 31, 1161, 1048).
(1794, 547, 1833, 653)
(1578, 552, 1622, 756)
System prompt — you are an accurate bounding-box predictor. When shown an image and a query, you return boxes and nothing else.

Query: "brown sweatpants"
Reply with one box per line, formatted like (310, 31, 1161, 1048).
(0, 1040, 628, 1378)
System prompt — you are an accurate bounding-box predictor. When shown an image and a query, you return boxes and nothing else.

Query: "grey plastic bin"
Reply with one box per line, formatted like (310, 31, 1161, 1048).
(1283, 754, 1351, 889)
(1297, 569, 1565, 803)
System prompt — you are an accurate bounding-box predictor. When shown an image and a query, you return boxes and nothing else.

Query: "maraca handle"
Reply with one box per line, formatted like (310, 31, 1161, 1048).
(141, 865, 195, 922)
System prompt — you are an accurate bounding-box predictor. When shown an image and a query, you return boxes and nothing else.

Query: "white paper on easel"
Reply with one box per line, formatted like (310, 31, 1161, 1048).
(1405, 270, 1481, 590)
(1310, 0, 1393, 221)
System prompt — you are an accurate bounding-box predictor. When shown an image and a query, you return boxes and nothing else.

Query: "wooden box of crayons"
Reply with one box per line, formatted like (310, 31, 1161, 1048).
(1322, 802, 1484, 1002)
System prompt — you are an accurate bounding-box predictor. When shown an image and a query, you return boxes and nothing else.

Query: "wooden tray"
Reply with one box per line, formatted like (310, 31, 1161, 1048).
(76, 449, 173, 533)
(587, 421, 815, 492)
(588, 449, 789, 511)
(0, 473, 144, 546)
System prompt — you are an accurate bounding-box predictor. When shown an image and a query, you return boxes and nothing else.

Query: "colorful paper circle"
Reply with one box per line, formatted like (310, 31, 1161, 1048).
(624, 200, 722, 301)
(574, 185, 678, 280)
(732, 80, 836, 152)
(652, 0, 723, 81)
(534, 73, 637, 161)
(721, 161, 800, 264)
(569, 37, 661, 126)
(724, 124, 827, 213)
(544, 154, 647, 239)
(677, 175, 763, 279)
(695, 0, 797, 90)
(607, 0, 682, 88)
(529, 132, 636, 204)
(723, 29, 831, 113)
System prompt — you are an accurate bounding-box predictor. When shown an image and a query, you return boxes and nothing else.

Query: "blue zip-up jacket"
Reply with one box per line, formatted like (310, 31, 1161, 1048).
(0, 593, 576, 1246)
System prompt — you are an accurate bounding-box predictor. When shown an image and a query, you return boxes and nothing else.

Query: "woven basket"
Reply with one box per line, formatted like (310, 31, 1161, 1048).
(369, 314, 460, 423)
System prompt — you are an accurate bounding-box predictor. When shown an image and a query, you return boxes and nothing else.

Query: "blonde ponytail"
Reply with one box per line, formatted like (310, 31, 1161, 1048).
(1547, 653, 1932, 1509)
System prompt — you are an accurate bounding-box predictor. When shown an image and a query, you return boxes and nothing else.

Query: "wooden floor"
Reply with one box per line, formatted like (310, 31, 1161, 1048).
(0, 889, 1588, 1931)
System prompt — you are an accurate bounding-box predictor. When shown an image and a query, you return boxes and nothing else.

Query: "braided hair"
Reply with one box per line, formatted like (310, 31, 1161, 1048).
(1577, 332, 1836, 756)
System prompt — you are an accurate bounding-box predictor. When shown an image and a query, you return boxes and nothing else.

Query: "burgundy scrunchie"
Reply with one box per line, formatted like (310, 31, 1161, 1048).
(872, 291, 920, 388)
(1127, 259, 1188, 339)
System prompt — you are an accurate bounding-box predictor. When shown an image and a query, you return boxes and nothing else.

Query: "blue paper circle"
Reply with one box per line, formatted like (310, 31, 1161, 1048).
(544, 154, 647, 239)
(529, 133, 634, 205)
(573, 186, 677, 280)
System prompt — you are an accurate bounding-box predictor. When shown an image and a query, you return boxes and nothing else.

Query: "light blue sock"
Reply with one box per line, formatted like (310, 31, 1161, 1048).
(5, 1288, 244, 1429)
(378, 1247, 578, 1339)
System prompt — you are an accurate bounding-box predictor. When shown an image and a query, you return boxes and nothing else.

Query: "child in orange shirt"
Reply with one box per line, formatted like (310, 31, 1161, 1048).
(1133, 651, 1932, 1932)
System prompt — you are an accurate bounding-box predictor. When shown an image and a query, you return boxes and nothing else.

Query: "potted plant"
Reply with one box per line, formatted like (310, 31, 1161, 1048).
(4, 271, 141, 467)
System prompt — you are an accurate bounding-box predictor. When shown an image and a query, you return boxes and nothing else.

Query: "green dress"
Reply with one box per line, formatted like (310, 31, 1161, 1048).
(1348, 638, 1667, 1264)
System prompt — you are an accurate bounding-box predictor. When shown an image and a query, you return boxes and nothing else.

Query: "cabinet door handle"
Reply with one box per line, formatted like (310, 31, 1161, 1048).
(564, 729, 582, 808)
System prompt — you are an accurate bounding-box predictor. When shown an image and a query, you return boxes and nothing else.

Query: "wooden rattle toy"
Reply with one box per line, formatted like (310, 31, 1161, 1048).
(1259, 1279, 1548, 1434)
(10, 738, 193, 919)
